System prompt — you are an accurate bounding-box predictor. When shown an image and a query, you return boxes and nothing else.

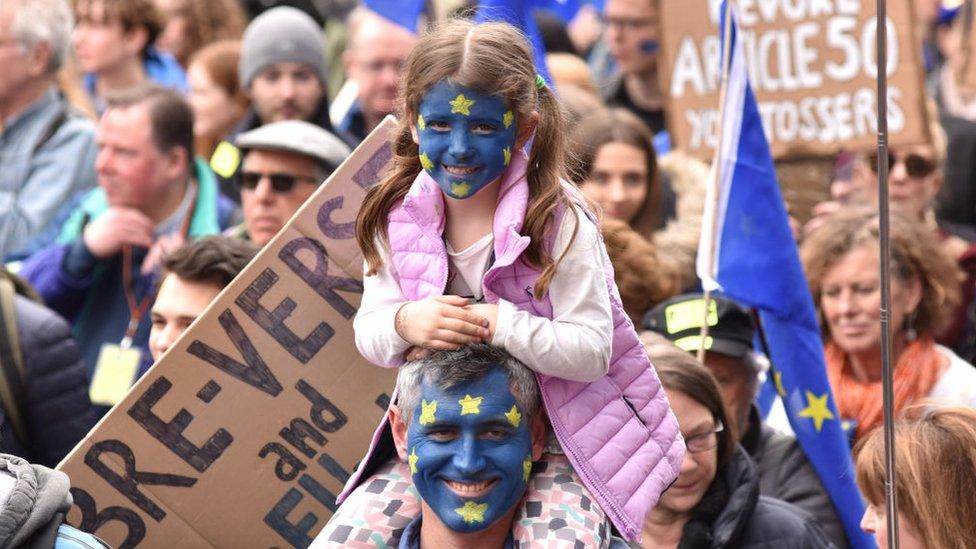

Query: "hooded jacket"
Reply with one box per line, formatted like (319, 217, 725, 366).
(0, 454, 108, 548)
(343, 151, 684, 540)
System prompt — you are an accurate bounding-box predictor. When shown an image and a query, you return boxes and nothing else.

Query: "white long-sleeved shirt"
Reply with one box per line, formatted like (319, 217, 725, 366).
(353, 206, 614, 382)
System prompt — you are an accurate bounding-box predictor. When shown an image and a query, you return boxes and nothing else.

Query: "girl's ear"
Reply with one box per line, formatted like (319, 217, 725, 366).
(516, 111, 540, 150)
(410, 122, 420, 145)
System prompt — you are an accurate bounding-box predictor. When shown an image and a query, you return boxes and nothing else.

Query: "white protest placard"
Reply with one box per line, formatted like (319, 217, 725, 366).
(659, 0, 930, 158)
(59, 118, 399, 548)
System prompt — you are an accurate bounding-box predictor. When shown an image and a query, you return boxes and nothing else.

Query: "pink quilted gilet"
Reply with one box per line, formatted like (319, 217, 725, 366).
(342, 152, 684, 540)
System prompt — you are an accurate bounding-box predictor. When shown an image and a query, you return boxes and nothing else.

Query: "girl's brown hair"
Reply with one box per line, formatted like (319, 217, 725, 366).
(170, 0, 248, 67)
(801, 207, 961, 339)
(187, 39, 249, 158)
(601, 218, 679, 324)
(568, 108, 661, 237)
(356, 19, 575, 298)
(855, 405, 976, 549)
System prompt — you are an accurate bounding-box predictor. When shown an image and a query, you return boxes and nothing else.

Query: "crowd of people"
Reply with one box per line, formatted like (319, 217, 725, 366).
(1, 0, 975, 547)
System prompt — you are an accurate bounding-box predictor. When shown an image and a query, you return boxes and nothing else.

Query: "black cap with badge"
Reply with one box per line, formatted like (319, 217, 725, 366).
(642, 293, 756, 358)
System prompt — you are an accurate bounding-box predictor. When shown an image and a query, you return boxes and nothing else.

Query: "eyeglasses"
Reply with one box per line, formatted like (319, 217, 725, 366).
(868, 151, 937, 179)
(238, 171, 318, 193)
(684, 420, 724, 453)
(604, 16, 657, 31)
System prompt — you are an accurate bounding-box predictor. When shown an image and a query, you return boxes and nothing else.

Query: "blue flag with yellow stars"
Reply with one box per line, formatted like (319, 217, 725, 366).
(695, 2, 875, 547)
(475, 0, 553, 85)
(363, 0, 424, 33)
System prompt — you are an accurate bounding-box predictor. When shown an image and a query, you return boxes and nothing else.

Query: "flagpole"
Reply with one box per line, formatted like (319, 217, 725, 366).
(698, 0, 735, 363)
(874, 0, 900, 546)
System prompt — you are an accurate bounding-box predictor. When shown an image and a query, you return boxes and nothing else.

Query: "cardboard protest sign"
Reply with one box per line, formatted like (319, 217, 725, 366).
(59, 118, 399, 548)
(659, 0, 930, 158)
(960, 0, 976, 92)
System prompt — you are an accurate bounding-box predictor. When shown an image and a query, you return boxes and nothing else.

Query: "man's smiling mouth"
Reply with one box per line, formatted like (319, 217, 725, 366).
(443, 478, 497, 497)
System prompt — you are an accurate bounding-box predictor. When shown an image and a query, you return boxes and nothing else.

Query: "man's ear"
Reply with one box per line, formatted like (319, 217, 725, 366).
(26, 43, 52, 78)
(516, 111, 540, 150)
(530, 410, 547, 461)
(123, 26, 150, 57)
(163, 146, 190, 182)
(389, 405, 409, 460)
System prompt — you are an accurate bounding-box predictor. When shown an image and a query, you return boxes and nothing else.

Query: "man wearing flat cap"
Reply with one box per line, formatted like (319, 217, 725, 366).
(227, 120, 350, 247)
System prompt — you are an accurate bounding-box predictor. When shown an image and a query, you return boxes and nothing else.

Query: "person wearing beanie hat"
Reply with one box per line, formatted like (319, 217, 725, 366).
(227, 120, 351, 247)
(209, 6, 354, 206)
(643, 293, 850, 547)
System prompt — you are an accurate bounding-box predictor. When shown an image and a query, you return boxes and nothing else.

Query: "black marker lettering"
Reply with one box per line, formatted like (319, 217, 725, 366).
(265, 489, 318, 549)
(70, 487, 146, 549)
(259, 442, 308, 482)
(280, 418, 325, 459)
(296, 379, 347, 433)
(317, 197, 355, 240)
(187, 309, 283, 397)
(278, 238, 362, 319)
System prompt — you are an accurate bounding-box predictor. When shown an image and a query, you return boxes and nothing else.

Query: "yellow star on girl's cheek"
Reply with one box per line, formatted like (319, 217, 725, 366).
(449, 94, 475, 115)
(455, 501, 487, 523)
(503, 110, 514, 128)
(408, 448, 419, 474)
(419, 152, 433, 171)
(458, 394, 483, 415)
(418, 114, 426, 130)
(523, 456, 532, 482)
(419, 399, 438, 425)
(450, 182, 471, 197)
(503, 146, 511, 166)
(505, 404, 521, 428)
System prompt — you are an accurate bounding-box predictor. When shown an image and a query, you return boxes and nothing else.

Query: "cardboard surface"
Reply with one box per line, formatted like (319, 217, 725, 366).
(58, 118, 399, 548)
(659, 0, 930, 159)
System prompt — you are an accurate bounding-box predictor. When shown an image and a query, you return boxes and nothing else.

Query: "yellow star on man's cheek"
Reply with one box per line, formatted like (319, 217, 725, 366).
(419, 152, 434, 171)
(450, 182, 471, 198)
(455, 501, 487, 524)
(503, 146, 511, 166)
(449, 94, 475, 115)
(523, 456, 532, 482)
(503, 110, 513, 128)
(419, 399, 438, 425)
(505, 405, 521, 428)
(418, 114, 426, 130)
(408, 447, 419, 474)
(798, 390, 836, 432)
(458, 394, 483, 415)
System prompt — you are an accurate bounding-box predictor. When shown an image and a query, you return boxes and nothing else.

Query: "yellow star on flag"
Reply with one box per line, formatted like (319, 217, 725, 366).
(449, 94, 475, 115)
(505, 404, 521, 428)
(455, 501, 487, 524)
(773, 371, 786, 397)
(458, 394, 483, 415)
(418, 114, 426, 129)
(503, 110, 514, 128)
(503, 147, 511, 166)
(522, 456, 532, 482)
(408, 447, 419, 474)
(798, 390, 835, 432)
(419, 152, 434, 171)
(419, 399, 438, 425)
(450, 182, 471, 197)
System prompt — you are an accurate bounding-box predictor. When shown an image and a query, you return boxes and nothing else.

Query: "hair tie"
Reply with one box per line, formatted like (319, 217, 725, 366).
(535, 74, 546, 90)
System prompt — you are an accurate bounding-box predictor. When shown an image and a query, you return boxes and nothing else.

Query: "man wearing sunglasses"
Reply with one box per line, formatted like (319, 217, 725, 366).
(227, 119, 350, 247)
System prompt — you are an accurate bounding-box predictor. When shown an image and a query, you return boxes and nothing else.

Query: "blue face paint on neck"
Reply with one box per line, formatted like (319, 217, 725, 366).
(641, 40, 659, 54)
(416, 81, 517, 199)
(406, 366, 532, 533)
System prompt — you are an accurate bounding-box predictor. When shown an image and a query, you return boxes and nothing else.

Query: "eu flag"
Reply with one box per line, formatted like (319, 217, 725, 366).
(696, 2, 875, 547)
(475, 0, 553, 84)
(363, 0, 424, 33)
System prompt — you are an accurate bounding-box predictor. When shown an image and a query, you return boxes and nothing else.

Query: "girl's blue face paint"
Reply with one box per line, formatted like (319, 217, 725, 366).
(406, 367, 531, 532)
(640, 40, 659, 54)
(416, 81, 517, 199)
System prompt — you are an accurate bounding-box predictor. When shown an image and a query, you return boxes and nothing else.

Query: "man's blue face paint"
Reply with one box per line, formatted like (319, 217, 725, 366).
(641, 40, 659, 54)
(416, 81, 517, 199)
(406, 366, 533, 532)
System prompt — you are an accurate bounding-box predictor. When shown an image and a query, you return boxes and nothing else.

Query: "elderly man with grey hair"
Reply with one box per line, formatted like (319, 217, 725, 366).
(227, 119, 351, 247)
(0, 0, 97, 260)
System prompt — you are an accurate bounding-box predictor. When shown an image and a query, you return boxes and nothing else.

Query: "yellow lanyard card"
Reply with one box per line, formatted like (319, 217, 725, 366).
(89, 343, 141, 406)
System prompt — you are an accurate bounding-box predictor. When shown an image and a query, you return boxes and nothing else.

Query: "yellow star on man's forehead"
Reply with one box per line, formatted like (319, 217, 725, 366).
(505, 404, 521, 428)
(458, 394, 483, 415)
(419, 399, 438, 425)
(417, 114, 426, 129)
(522, 456, 532, 482)
(503, 110, 514, 128)
(773, 371, 786, 397)
(449, 93, 475, 116)
(450, 182, 471, 197)
(798, 390, 836, 433)
(419, 152, 434, 171)
(455, 501, 487, 524)
(503, 146, 511, 167)
(408, 447, 419, 474)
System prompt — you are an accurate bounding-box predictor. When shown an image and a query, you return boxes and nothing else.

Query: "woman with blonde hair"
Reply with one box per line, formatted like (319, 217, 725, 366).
(855, 406, 976, 548)
(801, 208, 976, 443)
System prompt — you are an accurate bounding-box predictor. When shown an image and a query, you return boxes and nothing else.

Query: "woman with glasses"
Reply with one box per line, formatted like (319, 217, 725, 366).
(640, 344, 834, 549)
(801, 208, 976, 445)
